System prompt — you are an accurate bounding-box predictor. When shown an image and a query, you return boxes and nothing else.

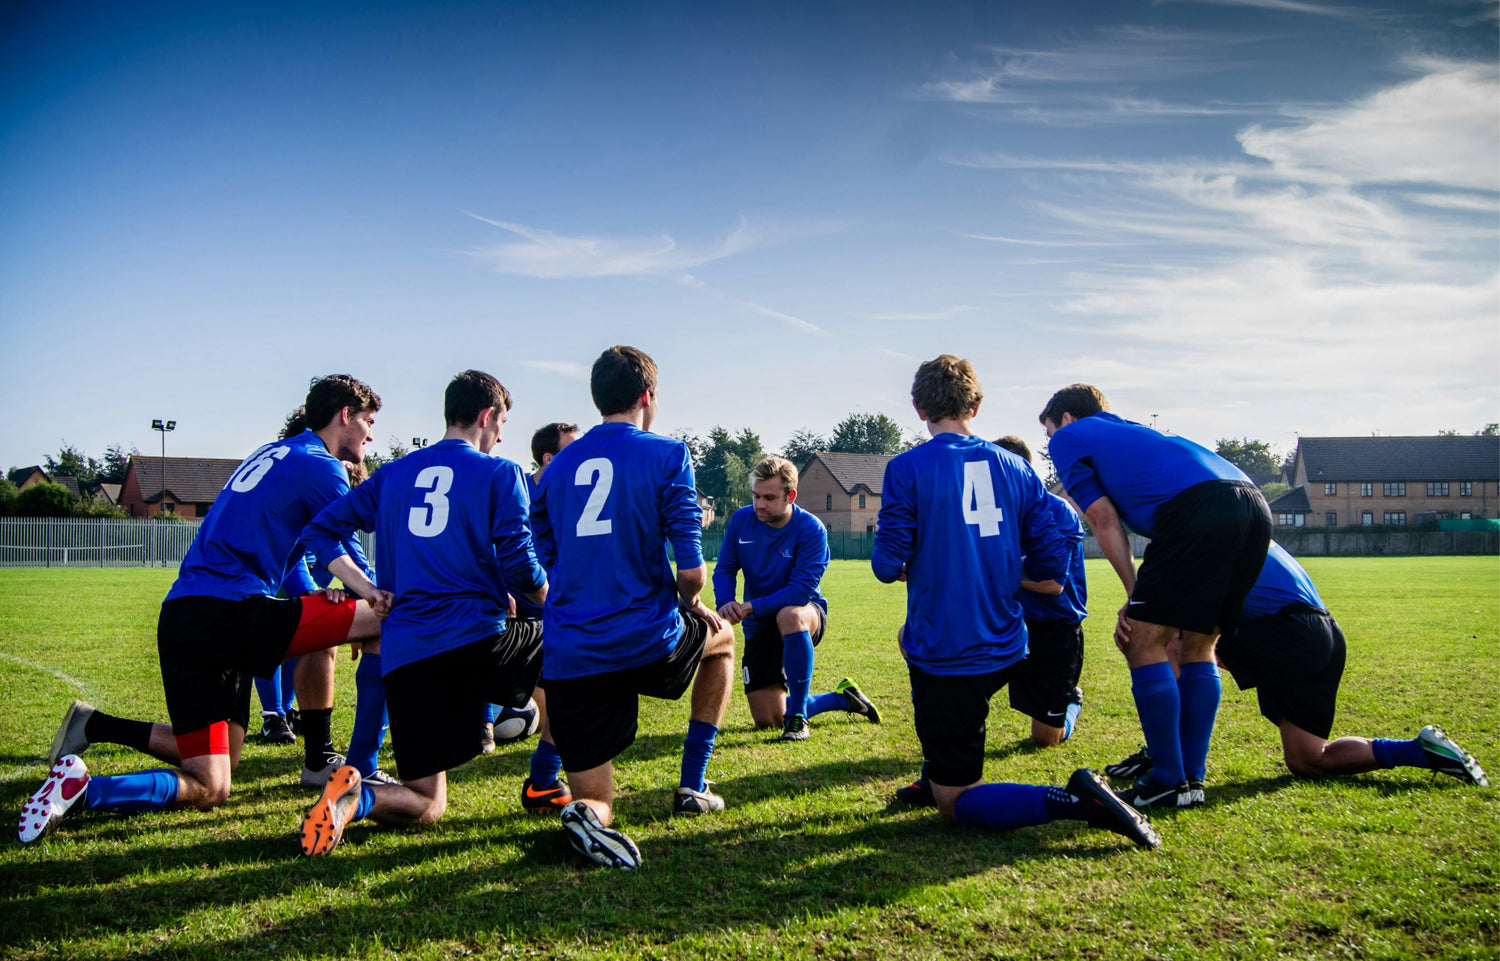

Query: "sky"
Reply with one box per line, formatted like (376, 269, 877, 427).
(2, 0, 1496, 473)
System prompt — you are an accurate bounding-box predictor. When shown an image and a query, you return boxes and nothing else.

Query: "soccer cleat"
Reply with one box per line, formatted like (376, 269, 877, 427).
(260, 712, 296, 745)
(778, 714, 810, 742)
(1119, 777, 1190, 810)
(672, 783, 725, 816)
(47, 700, 94, 767)
(521, 777, 572, 813)
(1061, 689, 1083, 741)
(1066, 768, 1160, 850)
(894, 776, 935, 807)
(1185, 778, 1207, 807)
(365, 769, 401, 787)
(300, 751, 347, 788)
(1418, 725, 1489, 787)
(285, 708, 302, 736)
(480, 721, 496, 756)
(560, 801, 642, 870)
(835, 677, 881, 724)
(300, 764, 362, 856)
(18, 755, 90, 843)
(1104, 746, 1154, 781)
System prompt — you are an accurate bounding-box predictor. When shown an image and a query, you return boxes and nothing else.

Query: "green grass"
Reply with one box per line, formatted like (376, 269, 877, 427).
(0, 558, 1496, 960)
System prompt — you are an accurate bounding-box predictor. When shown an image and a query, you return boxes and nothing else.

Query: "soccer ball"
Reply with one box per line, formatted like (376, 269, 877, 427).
(493, 698, 541, 745)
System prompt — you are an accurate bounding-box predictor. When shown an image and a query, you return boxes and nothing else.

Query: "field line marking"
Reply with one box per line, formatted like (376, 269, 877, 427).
(0, 651, 97, 782)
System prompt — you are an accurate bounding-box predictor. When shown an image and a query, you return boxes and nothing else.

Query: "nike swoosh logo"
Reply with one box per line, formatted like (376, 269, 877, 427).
(1126, 600, 1145, 606)
(524, 784, 560, 799)
(1045, 710, 1066, 718)
(738, 539, 753, 544)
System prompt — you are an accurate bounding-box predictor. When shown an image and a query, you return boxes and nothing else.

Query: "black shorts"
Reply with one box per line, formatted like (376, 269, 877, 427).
(1217, 605, 1345, 740)
(741, 606, 826, 692)
(1008, 619, 1085, 723)
(384, 618, 544, 782)
(546, 612, 711, 774)
(909, 660, 1018, 788)
(1130, 480, 1271, 637)
(157, 595, 304, 735)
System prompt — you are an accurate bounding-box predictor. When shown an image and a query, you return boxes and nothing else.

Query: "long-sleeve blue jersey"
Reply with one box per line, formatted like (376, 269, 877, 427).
(1047, 412, 1248, 538)
(1016, 492, 1088, 624)
(1240, 542, 1324, 618)
(302, 438, 545, 674)
(512, 474, 546, 619)
(872, 433, 1071, 675)
(281, 537, 373, 596)
(712, 504, 829, 636)
(533, 422, 703, 680)
(168, 430, 349, 602)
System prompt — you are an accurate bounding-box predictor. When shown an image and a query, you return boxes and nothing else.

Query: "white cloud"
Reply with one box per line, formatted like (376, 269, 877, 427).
(1154, 0, 1356, 18)
(468, 215, 761, 278)
(521, 360, 590, 381)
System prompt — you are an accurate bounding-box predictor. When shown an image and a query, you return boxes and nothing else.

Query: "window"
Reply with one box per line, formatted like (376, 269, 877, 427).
(1461, 511, 1473, 520)
(1324, 482, 1337, 495)
(1383, 482, 1406, 497)
(825, 494, 832, 510)
(1325, 512, 1337, 527)
(858, 493, 866, 509)
(1460, 482, 1473, 496)
(1360, 482, 1373, 497)
(1277, 512, 1304, 527)
(1361, 511, 1373, 525)
(1426, 482, 1449, 497)
(1383, 511, 1406, 525)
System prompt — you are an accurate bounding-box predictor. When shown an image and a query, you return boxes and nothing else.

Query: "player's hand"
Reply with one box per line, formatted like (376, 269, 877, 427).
(1114, 603, 1133, 651)
(368, 589, 396, 620)
(685, 596, 726, 634)
(717, 601, 745, 625)
(897, 564, 908, 582)
(507, 593, 518, 617)
(322, 587, 348, 604)
(348, 641, 362, 661)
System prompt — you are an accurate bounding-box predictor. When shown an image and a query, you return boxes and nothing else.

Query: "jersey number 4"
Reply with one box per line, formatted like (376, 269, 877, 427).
(961, 460, 1004, 537)
(408, 466, 454, 537)
(575, 458, 613, 537)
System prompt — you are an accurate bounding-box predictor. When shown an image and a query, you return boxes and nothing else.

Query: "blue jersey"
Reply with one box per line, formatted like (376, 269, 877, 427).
(167, 430, 350, 602)
(872, 433, 1072, 675)
(302, 438, 545, 674)
(712, 504, 829, 637)
(533, 422, 703, 680)
(1241, 542, 1324, 618)
(1017, 492, 1088, 624)
(281, 538, 373, 596)
(1047, 412, 1248, 538)
(512, 474, 547, 619)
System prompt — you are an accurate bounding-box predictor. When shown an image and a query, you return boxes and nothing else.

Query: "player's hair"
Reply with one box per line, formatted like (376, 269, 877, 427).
(1039, 384, 1109, 426)
(911, 354, 983, 422)
(750, 456, 798, 494)
(305, 375, 381, 431)
(994, 435, 1032, 463)
(531, 422, 580, 466)
(279, 406, 307, 440)
(591, 345, 657, 416)
(343, 460, 369, 486)
(445, 369, 512, 427)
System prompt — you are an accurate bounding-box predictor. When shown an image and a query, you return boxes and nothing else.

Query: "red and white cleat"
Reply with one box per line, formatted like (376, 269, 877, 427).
(19, 755, 90, 843)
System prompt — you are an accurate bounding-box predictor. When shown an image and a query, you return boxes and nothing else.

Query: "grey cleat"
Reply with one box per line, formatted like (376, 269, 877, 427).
(560, 800, 642, 870)
(1418, 725, 1489, 787)
(673, 783, 725, 816)
(48, 701, 94, 768)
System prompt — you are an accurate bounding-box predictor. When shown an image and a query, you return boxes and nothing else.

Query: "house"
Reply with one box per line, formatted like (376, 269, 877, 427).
(119, 455, 244, 519)
(697, 488, 716, 528)
(1273, 435, 1499, 527)
(8, 466, 81, 498)
(96, 483, 122, 506)
(798, 452, 891, 533)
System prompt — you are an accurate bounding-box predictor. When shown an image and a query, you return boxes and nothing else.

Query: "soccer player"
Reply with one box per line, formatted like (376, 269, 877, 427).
(874, 355, 1158, 850)
(1107, 543, 1489, 787)
(712, 455, 880, 742)
(1041, 384, 1271, 809)
(532, 345, 736, 870)
(20, 376, 390, 844)
(296, 370, 548, 856)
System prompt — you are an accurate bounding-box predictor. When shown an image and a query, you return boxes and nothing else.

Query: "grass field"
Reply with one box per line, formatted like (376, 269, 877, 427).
(1, 558, 1496, 960)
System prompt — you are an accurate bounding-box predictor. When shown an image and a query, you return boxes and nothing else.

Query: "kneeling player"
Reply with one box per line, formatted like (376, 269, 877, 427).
(713, 456, 880, 742)
(874, 355, 1157, 850)
(1107, 542, 1488, 788)
(295, 370, 550, 855)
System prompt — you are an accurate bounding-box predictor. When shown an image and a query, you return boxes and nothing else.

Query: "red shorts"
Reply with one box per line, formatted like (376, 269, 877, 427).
(284, 594, 359, 659)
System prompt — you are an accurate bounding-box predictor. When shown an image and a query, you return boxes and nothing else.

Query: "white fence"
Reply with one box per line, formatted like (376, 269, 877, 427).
(0, 518, 201, 568)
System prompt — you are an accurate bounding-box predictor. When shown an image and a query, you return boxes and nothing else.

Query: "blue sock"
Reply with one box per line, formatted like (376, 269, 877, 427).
(530, 739, 563, 786)
(279, 660, 298, 714)
(1372, 737, 1429, 769)
(1131, 661, 1185, 787)
(345, 653, 388, 777)
(83, 770, 179, 814)
(680, 719, 719, 792)
(254, 671, 282, 717)
(484, 703, 498, 724)
(352, 783, 376, 822)
(952, 783, 1051, 830)
(806, 692, 845, 718)
(1177, 661, 1221, 782)
(782, 630, 815, 717)
(1062, 701, 1082, 741)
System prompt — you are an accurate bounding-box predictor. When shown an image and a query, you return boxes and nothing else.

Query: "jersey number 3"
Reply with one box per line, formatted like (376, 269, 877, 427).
(408, 466, 454, 537)
(575, 458, 613, 537)
(962, 460, 1004, 537)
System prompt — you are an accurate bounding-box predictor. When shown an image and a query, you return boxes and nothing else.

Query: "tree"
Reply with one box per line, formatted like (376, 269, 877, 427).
(1259, 481, 1290, 502)
(0, 477, 17, 516)
(17, 482, 78, 517)
(670, 429, 708, 471)
(779, 429, 827, 469)
(100, 444, 138, 485)
(696, 426, 764, 522)
(828, 412, 905, 455)
(1214, 437, 1281, 476)
(44, 442, 103, 494)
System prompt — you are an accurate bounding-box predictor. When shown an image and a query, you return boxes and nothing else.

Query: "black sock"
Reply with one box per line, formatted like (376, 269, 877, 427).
(84, 711, 154, 755)
(301, 708, 334, 766)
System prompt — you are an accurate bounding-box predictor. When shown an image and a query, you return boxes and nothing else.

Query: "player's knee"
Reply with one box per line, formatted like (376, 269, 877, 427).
(415, 796, 447, 825)
(194, 782, 232, 810)
(775, 606, 809, 634)
(1284, 753, 1323, 779)
(1030, 724, 1065, 748)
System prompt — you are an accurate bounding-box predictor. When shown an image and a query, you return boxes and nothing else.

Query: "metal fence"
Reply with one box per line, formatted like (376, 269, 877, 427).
(0, 517, 202, 568)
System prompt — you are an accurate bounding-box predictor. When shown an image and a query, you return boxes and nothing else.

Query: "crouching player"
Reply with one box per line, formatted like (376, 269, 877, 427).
(874, 355, 1157, 850)
(294, 370, 550, 855)
(21, 376, 389, 843)
(713, 456, 880, 742)
(1108, 542, 1488, 787)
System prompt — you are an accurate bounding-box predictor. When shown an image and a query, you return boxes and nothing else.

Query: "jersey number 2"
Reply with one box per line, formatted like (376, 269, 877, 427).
(408, 466, 454, 537)
(575, 458, 613, 537)
(962, 461, 1004, 537)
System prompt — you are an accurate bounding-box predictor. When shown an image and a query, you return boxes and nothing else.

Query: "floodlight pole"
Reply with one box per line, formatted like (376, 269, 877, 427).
(151, 419, 176, 520)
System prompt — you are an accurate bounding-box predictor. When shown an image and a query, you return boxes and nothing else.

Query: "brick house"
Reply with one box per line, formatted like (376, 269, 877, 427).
(8, 466, 82, 498)
(119, 455, 243, 519)
(1270, 435, 1499, 528)
(797, 452, 891, 533)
